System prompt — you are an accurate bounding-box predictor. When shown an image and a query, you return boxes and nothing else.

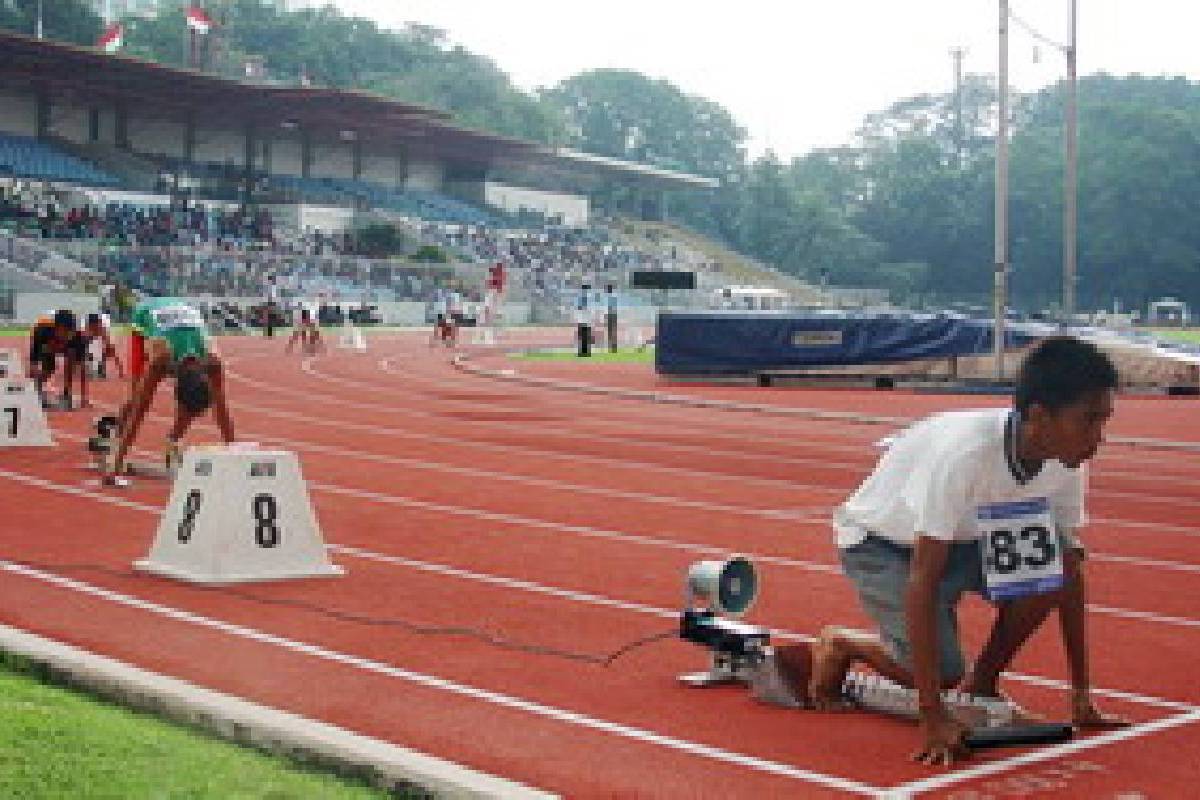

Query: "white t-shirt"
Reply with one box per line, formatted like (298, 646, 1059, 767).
(834, 409, 1085, 549)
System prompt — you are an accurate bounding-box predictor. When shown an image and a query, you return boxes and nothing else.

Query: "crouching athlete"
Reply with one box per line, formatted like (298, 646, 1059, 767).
(104, 297, 235, 482)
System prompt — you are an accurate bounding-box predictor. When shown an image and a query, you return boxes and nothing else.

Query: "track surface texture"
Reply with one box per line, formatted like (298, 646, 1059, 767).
(3, 329, 1199, 799)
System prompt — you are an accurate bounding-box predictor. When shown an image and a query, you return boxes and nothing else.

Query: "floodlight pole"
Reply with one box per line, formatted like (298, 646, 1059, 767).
(1063, 0, 1079, 322)
(994, 0, 1010, 380)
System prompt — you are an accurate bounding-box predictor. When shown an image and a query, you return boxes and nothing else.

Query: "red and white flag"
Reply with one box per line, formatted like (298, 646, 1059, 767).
(97, 22, 124, 53)
(185, 6, 214, 35)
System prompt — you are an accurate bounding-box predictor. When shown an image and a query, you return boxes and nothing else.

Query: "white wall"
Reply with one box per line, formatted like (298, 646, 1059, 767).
(14, 293, 100, 324)
(49, 104, 90, 145)
(360, 152, 400, 188)
(0, 89, 36, 138)
(192, 129, 244, 165)
(127, 117, 185, 159)
(404, 159, 443, 192)
(310, 142, 354, 180)
(297, 205, 355, 234)
(271, 138, 303, 177)
(484, 182, 590, 226)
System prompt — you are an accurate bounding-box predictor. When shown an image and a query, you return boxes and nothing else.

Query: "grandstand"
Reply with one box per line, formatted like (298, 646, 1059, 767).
(0, 28, 833, 323)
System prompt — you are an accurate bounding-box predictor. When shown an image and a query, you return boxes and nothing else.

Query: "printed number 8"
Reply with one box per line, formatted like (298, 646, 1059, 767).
(253, 494, 280, 548)
(989, 525, 1057, 574)
(177, 490, 202, 543)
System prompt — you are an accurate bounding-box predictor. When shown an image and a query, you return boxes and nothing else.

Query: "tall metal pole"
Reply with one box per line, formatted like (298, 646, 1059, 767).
(1063, 0, 1079, 322)
(994, 0, 1010, 380)
(35, 0, 43, 39)
(950, 46, 967, 164)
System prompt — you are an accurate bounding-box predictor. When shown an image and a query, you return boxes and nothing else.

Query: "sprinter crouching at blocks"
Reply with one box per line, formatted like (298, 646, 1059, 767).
(103, 298, 235, 484)
(794, 336, 1130, 766)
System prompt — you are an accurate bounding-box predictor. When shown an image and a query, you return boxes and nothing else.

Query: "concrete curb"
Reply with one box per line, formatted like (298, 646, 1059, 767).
(453, 353, 1200, 454)
(0, 624, 556, 799)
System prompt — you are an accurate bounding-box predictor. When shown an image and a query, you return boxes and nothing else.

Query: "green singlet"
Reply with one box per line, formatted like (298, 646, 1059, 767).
(131, 298, 209, 363)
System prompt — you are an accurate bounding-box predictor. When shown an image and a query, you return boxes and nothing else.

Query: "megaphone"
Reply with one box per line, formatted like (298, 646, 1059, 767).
(679, 556, 769, 687)
(686, 556, 757, 617)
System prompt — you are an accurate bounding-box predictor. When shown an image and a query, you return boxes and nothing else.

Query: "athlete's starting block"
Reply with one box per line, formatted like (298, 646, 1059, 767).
(0, 348, 22, 380)
(134, 444, 344, 584)
(1, 378, 53, 447)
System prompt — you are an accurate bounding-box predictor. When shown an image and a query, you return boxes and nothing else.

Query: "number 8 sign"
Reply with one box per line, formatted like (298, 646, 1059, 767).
(136, 447, 342, 584)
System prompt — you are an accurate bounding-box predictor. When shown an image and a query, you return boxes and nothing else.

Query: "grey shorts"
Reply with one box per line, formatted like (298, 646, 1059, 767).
(839, 533, 1084, 684)
(839, 535, 984, 684)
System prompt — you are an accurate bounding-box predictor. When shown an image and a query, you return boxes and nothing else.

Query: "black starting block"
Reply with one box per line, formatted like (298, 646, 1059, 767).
(965, 722, 1074, 750)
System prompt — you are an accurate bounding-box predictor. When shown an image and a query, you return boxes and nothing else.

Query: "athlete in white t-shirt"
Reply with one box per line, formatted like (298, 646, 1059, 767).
(801, 337, 1128, 766)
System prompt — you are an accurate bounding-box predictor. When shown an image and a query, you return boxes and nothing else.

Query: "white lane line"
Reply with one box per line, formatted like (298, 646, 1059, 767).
(239, 366, 1200, 517)
(1090, 552, 1200, 574)
(258, 362, 858, 489)
(2, 463, 1197, 715)
(302, 361, 1200, 511)
(885, 709, 1200, 798)
(0, 559, 889, 798)
(221, 392, 842, 517)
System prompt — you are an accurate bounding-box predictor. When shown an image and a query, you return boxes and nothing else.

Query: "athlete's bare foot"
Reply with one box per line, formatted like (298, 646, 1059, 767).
(808, 627, 856, 711)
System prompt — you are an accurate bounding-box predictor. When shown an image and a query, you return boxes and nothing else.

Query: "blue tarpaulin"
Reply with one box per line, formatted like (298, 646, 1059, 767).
(655, 312, 1039, 375)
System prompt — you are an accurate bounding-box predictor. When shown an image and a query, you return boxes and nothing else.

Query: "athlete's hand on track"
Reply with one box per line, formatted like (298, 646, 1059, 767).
(912, 707, 971, 767)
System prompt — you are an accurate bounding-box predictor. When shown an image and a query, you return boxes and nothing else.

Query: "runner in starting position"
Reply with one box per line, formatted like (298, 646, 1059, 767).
(102, 297, 235, 482)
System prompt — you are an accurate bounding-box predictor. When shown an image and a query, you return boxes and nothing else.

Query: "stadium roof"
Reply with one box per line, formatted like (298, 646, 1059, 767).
(0, 30, 715, 191)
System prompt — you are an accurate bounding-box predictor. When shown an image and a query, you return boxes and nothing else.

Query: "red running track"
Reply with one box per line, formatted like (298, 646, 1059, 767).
(2, 330, 1199, 798)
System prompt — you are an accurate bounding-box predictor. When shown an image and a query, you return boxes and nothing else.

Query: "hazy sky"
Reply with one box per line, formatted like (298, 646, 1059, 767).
(332, 1, 1200, 158)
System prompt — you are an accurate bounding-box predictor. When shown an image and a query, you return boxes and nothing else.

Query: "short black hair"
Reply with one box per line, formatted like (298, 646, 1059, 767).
(1015, 336, 1118, 413)
(54, 309, 78, 330)
(176, 361, 212, 415)
(86, 312, 102, 327)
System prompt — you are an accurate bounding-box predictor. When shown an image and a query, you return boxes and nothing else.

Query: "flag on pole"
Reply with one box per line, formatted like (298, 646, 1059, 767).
(97, 22, 124, 53)
(185, 6, 214, 35)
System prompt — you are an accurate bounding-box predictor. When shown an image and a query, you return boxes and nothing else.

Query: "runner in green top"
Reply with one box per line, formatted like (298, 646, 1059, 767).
(104, 298, 235, 484)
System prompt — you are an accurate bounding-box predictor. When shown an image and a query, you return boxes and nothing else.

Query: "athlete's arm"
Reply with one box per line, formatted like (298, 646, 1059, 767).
(108, 346, 169, 475)
(1058, 543, 1127, 728)
(207, 353, 235, 444)
(907, 536, 969, 766)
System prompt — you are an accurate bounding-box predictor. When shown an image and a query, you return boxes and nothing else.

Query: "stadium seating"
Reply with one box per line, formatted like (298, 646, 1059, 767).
(0, 133, 119, 187)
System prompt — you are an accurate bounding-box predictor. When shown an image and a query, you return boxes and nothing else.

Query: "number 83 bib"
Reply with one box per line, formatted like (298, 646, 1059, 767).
(976, 497, 1064, 601)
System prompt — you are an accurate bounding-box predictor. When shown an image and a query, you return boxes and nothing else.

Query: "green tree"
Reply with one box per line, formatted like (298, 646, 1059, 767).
(0, 0, 101, 46)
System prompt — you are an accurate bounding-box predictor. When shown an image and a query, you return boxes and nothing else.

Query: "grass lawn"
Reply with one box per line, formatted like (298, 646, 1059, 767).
(0, 654, 396, 799)
(513, 346, 654, 364)
(1151, 328, 1200, 344)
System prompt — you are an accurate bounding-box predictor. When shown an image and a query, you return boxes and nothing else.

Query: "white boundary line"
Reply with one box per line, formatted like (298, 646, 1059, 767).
(0, 559, 889, 798)
(453, 352, 1200, 454)
(231, 366, 847, 503)
(49, 422, 1200, 635)
(884, 709, 1200, 798)
(242, 360, 1200, 513)
(2, 462, 1197, 715)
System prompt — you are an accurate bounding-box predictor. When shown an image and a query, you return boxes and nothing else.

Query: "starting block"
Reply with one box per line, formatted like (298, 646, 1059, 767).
(134, 444, 344, 584)
(0, 348, 22, 380)
(1, 378, 53, 447)
(338, 325, 367, 351)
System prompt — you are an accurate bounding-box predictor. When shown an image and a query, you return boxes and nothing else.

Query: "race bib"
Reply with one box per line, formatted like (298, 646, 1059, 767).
(976, 497, 1064, 601)
(151, 304, 205, 331)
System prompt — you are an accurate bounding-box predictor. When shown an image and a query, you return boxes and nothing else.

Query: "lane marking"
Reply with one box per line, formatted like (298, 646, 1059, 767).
(1, 463, 1197, 715)
(0, 559, 889, 798)
(223, 372, 842, 516)
(886, 709, 1200, 798)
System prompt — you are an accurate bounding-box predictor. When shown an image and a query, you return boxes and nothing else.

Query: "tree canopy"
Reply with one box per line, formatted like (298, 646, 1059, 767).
(3, 1, 1200, 310)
